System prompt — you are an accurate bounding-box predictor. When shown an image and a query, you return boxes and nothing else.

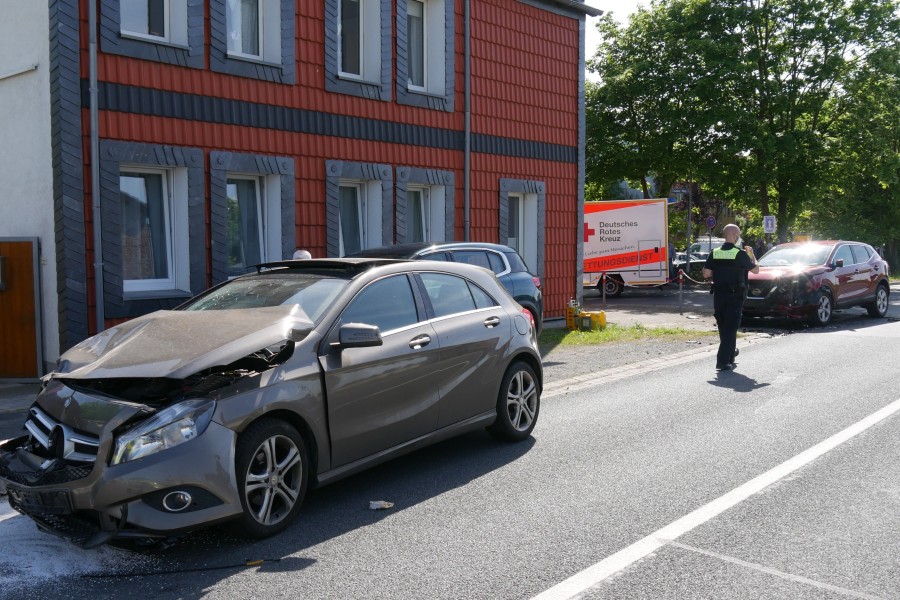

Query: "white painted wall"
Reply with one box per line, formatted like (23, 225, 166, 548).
(0, 1, 60, 364)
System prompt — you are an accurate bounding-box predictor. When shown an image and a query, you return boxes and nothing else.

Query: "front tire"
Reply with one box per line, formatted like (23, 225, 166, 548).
(865, 283, 889, 318)
(230, 419, 309, 539)
(487, 361, 540, 442)
(810, 290, 833, 326)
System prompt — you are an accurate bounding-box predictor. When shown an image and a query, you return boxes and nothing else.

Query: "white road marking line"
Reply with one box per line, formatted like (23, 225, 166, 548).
(668, 541, 886, 600)
(532, 396, 900, 600)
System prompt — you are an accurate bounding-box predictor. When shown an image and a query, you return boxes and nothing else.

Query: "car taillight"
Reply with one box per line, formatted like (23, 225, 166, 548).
(532, 276, 542, 289)
(522, 307, 535, 328)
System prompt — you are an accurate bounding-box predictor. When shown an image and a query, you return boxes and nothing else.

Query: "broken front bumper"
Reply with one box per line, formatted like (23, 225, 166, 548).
(0, 418, 243, 547)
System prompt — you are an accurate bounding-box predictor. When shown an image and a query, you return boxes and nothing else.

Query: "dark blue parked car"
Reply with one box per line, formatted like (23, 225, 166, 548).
(348, 242, 543, 333)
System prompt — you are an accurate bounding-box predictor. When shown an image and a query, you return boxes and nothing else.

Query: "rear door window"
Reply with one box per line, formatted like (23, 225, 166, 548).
(420, 272, 477, 318)
(851, 245, 871, 263)
(452, 250, 491, 270)
(468, 282, 499, 309)
(419, 252, 450, 262)
(503, 251, 528, 273)
(486, 252, 506, 275)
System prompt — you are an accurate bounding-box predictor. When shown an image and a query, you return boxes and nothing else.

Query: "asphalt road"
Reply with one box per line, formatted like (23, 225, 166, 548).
(3, 305, 900, 599)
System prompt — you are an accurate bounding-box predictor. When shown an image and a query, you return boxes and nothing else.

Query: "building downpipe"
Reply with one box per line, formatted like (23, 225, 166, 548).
(88, 0, 104, 332)
(464, 0, 471, 241)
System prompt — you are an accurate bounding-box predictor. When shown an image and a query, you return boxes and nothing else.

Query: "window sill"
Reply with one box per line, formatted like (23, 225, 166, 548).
(337, 72, 380, 85)
(123, 289, 193, 301)
(119, 31, 190, 51)
(226, 52, 283, 68)
(406, 86, 447, 99)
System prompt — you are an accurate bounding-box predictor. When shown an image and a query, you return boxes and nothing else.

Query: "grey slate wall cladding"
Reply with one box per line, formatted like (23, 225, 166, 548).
(325, 161, 393, 256)
(210, 152, 295, 284)
(98, 140, 205, 319)
(499, 178, 546, 279)
(92, 82, 578, 163)
(209, 0, 296, 84)
(395, 0, 456, 112)
(50, 0, 89, 351)
(323, 0, 392, 100)
(396, 168, 455, 242)
(99, 0, 204, 68)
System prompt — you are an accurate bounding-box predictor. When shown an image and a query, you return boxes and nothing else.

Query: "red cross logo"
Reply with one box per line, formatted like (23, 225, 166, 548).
(584, 222, 596, 242)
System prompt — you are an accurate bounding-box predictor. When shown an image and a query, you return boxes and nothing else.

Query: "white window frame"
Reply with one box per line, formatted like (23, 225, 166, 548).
(120, 0, 189, 46)
(338, 0, 381, 82)
(407, 0, 426, 91)
(226, 175, 265, 271)
(407, 186, 429, 242)
(225, 0, 282, 63)
(403, 0, 446, 95)
(338, 179, 387, 255)
(507, 192, 538, 271)
(120, 166, 189, 294)
(338, 182, 366, 256)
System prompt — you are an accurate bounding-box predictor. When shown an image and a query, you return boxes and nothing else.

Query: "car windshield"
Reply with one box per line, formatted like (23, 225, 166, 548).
(758, 244, 832, 267)
(183, 273, 348, 322)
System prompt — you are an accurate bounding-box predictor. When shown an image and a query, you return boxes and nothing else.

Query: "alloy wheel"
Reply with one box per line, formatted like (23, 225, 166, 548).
(243, 434, 304, 527)
(817, 294, 832, 325)
(506, 369, 538, 432)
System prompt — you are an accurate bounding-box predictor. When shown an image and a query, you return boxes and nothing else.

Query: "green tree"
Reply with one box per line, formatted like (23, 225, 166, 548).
(813, 45, 900, 264)
(586, 0, 900, 242)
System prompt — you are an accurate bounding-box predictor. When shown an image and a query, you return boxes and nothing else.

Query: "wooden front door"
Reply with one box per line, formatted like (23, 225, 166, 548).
(0, 239, 42, 379)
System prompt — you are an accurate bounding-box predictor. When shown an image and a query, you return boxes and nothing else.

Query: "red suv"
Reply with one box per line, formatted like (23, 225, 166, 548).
(744, 240, 890, 326)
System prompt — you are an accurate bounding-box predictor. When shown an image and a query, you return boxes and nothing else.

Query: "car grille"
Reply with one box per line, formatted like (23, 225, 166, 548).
(0, 462, 94, 487)
(21, 509, 103, 547)
(747, 281, 776, 298)
(25, 405, 100, 463)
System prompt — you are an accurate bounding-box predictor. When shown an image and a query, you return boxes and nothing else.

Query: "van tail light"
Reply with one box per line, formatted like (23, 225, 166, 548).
(522, 307, 535, 329)
(532, 276, 542, 289)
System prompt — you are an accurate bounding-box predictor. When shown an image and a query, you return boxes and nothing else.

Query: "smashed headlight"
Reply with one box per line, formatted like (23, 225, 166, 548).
(111, 399, 215, 465)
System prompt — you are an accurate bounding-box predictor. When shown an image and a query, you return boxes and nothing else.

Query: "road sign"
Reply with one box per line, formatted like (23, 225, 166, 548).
(763, 215, 776, 234)
(668, 196, 677, 204)
(671, 184, 688, 194)
(705, 215, 716, 229)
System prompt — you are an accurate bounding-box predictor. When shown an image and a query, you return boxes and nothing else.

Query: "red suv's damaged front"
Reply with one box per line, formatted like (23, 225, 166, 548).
(744, 241, 890, 326)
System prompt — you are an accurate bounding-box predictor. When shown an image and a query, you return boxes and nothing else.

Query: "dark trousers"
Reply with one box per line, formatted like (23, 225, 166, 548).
(713, 291, 744, 367)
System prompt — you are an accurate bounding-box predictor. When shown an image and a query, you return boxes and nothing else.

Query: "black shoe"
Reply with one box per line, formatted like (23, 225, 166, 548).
(734, 348, 740, 358)
(716, 364, 732, 371)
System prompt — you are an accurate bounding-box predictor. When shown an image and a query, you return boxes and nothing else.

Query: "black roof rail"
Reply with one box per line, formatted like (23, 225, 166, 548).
(254, 257, 407, 274)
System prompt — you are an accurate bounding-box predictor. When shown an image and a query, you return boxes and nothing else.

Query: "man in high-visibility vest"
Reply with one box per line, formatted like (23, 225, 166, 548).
(702, 224, 759, 371)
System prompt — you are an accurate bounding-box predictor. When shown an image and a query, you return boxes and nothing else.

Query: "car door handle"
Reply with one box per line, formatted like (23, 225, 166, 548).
(409, 335, 431, 349)
(483, 316, 501, 328)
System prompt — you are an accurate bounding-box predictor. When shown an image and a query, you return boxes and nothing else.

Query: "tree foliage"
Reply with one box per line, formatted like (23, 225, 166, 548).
(586, 0, 900, 251)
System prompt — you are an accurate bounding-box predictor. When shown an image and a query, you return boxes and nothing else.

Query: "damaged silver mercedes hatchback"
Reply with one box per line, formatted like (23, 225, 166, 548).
(0, 259, 542, 547)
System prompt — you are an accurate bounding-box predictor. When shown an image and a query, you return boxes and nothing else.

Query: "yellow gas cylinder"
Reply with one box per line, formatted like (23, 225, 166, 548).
(566, 298, 580, 330)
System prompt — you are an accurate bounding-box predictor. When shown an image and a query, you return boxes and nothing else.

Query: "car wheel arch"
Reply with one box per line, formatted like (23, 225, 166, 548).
(506, 351, 543, 392)
(237, 409, 321, 486)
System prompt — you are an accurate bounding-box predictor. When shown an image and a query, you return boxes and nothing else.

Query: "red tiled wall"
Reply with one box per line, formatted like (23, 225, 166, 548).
(79, 0, 582, 327)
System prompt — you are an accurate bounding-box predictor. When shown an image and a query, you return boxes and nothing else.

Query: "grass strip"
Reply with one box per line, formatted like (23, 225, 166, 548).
(539, 323, 717, 348)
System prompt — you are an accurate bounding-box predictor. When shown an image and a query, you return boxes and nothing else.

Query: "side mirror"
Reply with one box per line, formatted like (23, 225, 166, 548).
(332, 323, 383, 349)
(834, 258, 844, 268)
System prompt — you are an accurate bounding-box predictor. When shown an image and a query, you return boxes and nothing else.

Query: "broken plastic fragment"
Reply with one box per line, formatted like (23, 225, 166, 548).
(369, 500, 394, 510)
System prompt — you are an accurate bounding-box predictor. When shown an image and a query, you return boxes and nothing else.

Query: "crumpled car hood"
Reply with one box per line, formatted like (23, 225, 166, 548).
(750, 265, 826, 281)
(54, 306, 313, 380)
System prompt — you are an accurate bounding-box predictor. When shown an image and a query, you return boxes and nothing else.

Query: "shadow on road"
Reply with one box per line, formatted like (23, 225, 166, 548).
(707, 370, 771, 393)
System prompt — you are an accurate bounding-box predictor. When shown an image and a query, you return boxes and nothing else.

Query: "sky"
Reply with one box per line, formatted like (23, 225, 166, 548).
(585, 0, 645, 81)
